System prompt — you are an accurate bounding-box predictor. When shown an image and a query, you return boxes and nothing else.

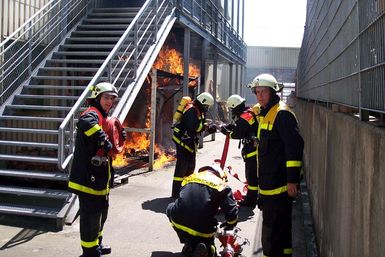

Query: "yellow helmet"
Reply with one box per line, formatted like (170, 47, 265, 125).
(88, 82, 118, 99)
(248, 73, 282, 92)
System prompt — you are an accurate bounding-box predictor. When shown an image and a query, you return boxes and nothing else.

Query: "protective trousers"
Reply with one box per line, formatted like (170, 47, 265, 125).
(79, 195, 109, 257)
(244, 157, 258, 202)
(166, 202, 216, 257)
(172, 144, 196, 198)
(261, 195, 293, 257)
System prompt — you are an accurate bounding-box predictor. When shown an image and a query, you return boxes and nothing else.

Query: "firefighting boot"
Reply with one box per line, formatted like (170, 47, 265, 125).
(98, 237, 111, 255)
(193, 243, 208, 257)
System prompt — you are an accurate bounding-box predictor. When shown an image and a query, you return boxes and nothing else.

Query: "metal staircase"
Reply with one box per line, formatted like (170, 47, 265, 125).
(0, 0, 176, 230)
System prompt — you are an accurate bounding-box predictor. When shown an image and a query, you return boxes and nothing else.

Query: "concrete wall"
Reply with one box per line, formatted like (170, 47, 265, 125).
(295, 99, 385, 257)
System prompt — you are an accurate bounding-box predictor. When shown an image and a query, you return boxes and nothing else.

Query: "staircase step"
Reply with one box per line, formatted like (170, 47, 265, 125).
(0, 115, 64, 122)
(77, 24, 129, 30)
(5, 104, 76, 111)
(66, 37, 121, 42)
(83, 18, 132, 24)
(15, 94, 79, 100)
(23, 85, 87, 90)
(53, 51, 111, 57)
(72, 30, 125, 36)
(92, 7, 141, 13)
(0, 140, 58, 149)
(0, 185, 70, 199)
(88, 12, 137, 18)
(0, 169, 68, 181)
(0, 127, 59, 134)
(39, 66, 100, 72)
(60, 44, 116, 50)
(46, 59, 105, 65)
(0, 203, 60, 218)
(32, 75, 96, 81)
(0, 154, 58, 163)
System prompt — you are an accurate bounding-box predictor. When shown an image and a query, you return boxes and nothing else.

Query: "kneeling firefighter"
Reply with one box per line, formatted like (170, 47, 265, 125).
(68, 82, 126, 257)
(166, 164, 239, 257)
(171, 92, 217, 198)
(220, 94, 259, 207)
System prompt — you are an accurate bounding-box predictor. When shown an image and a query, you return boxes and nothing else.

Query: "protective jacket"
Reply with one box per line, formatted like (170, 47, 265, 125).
(229, 108, 258, 160)
(168, 171, 238, 238)
(68, 106, 113, 199)
(257, 98, 304, 197)
(172, 101, 206, 153)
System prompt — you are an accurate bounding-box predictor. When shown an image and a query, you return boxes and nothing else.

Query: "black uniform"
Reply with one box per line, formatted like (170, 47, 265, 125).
(171, 100, 207, 198)
(227, 108, 258, 205)
(166, 169, 238, 256)
(257, 96, 304, 257)
(68, 104, 113, 257)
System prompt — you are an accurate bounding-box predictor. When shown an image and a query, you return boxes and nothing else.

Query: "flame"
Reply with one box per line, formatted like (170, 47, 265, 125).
(153, 46, 200, 79)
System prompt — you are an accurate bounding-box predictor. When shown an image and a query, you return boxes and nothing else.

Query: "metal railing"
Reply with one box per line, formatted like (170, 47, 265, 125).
(297, 0, 385, 119)
(0, 0, 103, 106)
(177, 0, 246, 62)
(58, 0, 175, 170)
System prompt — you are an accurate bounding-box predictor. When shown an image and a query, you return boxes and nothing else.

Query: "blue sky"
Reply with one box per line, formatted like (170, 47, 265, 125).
(243, 0, 307, 47)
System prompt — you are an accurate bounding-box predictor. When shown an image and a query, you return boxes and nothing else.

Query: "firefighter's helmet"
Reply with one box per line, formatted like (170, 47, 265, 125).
(196, 92, 214, 107)
(89, 82, 118, 99)
(198, 164, 227, 180)
(248, 73, 282, 92)
(226, 94, 246, 109)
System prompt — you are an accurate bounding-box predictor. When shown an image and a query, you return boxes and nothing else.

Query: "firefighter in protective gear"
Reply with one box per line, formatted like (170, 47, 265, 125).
(171, 92, 217, 198)
(68, 82, 125, 257)
(249, 74, 304, 257)
(220, 94, 259, 207)
(166, 164, 238, 257)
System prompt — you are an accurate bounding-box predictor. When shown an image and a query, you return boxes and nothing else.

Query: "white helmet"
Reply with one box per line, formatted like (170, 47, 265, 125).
(198, 164, 227, 180)
(248, 73, 281, 92)
(89, 82, 118, 99)
(226, 94, 246, 109)
(196, 92, 214, 106)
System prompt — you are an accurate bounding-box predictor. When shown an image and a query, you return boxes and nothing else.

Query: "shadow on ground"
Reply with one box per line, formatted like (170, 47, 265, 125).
(151, 251, 184, 257)
(141, 197, 175, 214)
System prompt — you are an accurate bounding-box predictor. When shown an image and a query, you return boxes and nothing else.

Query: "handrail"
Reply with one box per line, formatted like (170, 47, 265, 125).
(0, 0, 103, 106)
(58, 0, 175, 170)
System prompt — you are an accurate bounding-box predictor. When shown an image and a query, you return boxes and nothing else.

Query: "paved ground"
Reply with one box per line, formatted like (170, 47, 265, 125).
(0, 133, 310, 257)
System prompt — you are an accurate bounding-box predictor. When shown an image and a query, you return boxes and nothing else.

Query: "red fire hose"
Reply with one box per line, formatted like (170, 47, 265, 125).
(103, 117, 125, 154)
(220, 135, 230, 169)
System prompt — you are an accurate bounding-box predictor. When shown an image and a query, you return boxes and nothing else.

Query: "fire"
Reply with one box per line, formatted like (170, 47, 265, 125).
(153, 46, 200, 79)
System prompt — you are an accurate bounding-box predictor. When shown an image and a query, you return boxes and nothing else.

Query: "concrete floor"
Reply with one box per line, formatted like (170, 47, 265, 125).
(0, 133, 308, 257)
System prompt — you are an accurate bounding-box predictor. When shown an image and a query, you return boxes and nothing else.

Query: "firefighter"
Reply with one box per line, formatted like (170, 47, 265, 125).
(68, 82, 125, 257)
(171, 92, 217, 198)
(220, 94, 259, 208)
(166, 164, 239, 257)
(249, 74, 304, 257)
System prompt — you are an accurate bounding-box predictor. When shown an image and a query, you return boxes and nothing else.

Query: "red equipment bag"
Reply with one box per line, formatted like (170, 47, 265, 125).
(103, 117, 125, 154)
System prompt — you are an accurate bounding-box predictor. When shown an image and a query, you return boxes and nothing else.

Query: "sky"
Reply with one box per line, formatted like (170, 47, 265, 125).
(243, 0, 307, 47)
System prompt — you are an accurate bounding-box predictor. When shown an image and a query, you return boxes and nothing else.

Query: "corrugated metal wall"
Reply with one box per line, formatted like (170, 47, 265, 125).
(297, 0, 385, 117)
(0, 0, 51, 42)
(244, 46, 299, 104)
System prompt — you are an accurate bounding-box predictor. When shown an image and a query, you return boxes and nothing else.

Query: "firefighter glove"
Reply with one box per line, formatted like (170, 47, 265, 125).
(220, 222, 235, 231)
(121, 128, 127, 141)
(103, 139, 113, 154)
(220, 125, 230, 135)
(206, 124, 217, 134)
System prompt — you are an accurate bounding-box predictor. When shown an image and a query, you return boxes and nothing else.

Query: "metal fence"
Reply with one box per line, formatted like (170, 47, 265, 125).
(297, 0, 385, 120)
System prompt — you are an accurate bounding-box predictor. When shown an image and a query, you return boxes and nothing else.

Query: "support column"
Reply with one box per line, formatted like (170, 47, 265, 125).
(200, 38, 209, 95)
(240, 64, 244, 97)
(149, 68, 157, 171)
(229, 63, 233, 95)
(235, 64, 239, 94)
(183, 28, 191, 96)
(212, 49, 218, 141)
